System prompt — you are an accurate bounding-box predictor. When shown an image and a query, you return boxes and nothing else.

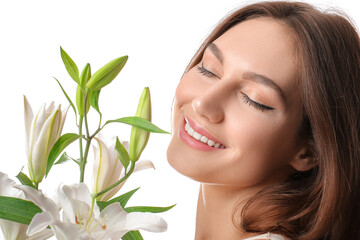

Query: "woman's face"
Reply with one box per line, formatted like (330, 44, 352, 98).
(167, 18, 304, 187)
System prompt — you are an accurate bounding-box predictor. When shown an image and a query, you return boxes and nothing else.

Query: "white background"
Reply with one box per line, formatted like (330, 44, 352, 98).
(0, 0, 358, 239)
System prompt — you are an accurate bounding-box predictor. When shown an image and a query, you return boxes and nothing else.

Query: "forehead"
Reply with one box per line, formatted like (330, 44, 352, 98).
(211, 17, 300, 104)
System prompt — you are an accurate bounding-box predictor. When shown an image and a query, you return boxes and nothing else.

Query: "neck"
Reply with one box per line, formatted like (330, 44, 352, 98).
(194, 183, 262, 240)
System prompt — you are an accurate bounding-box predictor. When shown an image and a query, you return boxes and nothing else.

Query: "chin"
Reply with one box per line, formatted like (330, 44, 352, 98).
(167, 140, 208, 182)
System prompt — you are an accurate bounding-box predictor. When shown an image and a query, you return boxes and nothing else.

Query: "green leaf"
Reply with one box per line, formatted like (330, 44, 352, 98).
(53, 77, 77, 118)
(16, 172, 35, 189)
(90, 89, 101, 114)
(0, 196, 42, 225)
(96, 201, 108, 211)
(105, 117, 170, 134)
(86, 55, 128, 90)
(122, 230, 144, 240)
(125, 204, 176, 213)
(97, 187, 140, 211)
(46, 133, 81, 176)
(79, 63, 91, 90)
(60, 46, 80, 83)
(115, 137, 130, 171)
(55, 152, 77, 165)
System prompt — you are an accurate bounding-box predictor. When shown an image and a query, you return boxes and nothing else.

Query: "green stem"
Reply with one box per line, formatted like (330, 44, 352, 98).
(34, 182, 39, 190)
(84, 93, 90, 138)
(79, 92, 95, 182)
(90, 127, 101, 139)
(80, 140, 91, 182)
(80, 91, 92, 182)
(79, 116, 84, 182)
(93, 161, 135, 199)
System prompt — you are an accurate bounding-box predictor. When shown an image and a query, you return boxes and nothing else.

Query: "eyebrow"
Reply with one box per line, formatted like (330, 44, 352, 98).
(205, 42, 286, 102)
(243, 72, 286, 102)
(206, 43, 223, 64)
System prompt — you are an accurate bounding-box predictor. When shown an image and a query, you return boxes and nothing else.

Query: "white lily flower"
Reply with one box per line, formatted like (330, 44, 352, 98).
(92, 137, 155, 201)
(16, 183, 167, 240)
(24, 96, 69, 184)
(0, 172, 53, 240)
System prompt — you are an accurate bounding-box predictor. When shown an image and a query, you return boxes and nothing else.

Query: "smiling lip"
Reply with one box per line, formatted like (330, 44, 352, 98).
(186, 117, 224, 145)
(179, 116, 225, 151)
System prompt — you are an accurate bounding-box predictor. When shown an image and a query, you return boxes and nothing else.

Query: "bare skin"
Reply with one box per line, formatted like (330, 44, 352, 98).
(167, 18, 315, 240)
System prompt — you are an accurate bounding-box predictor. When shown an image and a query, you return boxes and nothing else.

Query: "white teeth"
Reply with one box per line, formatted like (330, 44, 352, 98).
(193, 132, 202, 140)
(207, 140, 215, 147)
(188, 128, 195, 136)
(184, 122, 225, 149)
(200, 136, 208, 143)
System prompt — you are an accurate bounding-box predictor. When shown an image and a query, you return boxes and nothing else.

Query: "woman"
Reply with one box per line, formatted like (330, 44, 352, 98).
(167, 1, 360, 240)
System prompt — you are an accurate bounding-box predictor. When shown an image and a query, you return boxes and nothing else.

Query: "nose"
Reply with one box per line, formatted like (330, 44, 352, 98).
(191, 84, 226, 123)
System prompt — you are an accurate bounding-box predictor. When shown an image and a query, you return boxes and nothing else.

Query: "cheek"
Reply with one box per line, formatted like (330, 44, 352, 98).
(216, 115, 299, 186)
(174, 71, 203, 106)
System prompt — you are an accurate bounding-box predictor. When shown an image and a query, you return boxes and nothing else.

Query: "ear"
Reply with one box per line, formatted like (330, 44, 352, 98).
(289, 145, 317, 172)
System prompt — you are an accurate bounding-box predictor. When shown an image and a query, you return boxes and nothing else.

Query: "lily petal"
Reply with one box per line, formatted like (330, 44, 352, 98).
(32, 109, 60, 183)
(57, 105, 70, 139)
(29, 104, 46, 152)
(0, 219, 26, 240)
(0, 172, 24, 198)
(118, 160, 155, 180)
(99, 160, 155, 202)
(45, 102, 55, 119)
(101, 147, 123, 202)
(0, 173, 52, 240)
(122, 212, 167, 233)
(14, 185, 59, 220)
(134, 160, 155, 172)
(61, 183, 92, 207)
(99, 202, 167, 239)
(23, 95, 34, 158)
(26, 228, 53, 240)
(92, 138, 113, 194)
(51, 220, 90, 240)
(59, 183, 100, 223)
(27, 211, 53, 236)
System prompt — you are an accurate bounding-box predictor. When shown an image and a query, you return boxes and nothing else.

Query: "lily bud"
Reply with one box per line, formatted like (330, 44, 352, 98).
(129, 87, 151, 162)
(86, 56, 128, 91)
(24, 96, 69, 184)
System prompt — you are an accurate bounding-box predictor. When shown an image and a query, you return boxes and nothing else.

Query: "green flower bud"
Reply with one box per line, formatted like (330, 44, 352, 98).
(79, 63, 91, 90)
(86, 56, 128, 91)
(129, 87, 151, 162)
(76, 86, 90, 116)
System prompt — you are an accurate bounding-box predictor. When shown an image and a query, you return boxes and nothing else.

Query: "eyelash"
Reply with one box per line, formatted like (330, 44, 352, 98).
(197, 62, 274, 112)
(196, 62, 218, 78)
(242, 94, 274, 112)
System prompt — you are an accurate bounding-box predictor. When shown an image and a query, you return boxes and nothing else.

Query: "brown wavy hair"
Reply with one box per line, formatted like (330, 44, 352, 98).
(184, 2, 360, 239)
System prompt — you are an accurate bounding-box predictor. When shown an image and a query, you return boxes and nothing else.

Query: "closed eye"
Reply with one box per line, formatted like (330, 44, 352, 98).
(242, 93, 275, 112)
(196, 62, 218, 78)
